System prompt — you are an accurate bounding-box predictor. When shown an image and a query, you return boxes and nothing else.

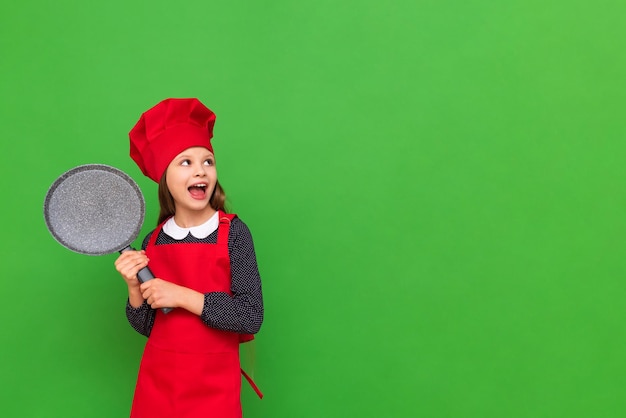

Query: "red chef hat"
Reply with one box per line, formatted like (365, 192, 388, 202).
(129, 98, 216, 182)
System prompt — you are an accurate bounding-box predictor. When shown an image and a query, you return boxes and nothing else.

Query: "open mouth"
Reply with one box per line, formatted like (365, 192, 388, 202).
(188, 183, 208, 199)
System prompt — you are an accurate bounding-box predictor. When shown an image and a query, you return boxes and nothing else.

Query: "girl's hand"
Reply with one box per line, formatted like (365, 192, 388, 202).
(114, 250, 150, 289)
(140, 279, 204, 315)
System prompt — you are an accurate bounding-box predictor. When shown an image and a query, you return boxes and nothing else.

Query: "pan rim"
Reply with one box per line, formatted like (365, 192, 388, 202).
(43, 163, 146, 256)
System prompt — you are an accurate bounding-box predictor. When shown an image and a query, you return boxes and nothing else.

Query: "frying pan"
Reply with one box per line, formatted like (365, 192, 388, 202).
(44, 164, 171, 313)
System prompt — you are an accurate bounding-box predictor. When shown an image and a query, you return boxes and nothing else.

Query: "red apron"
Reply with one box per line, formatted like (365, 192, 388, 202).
(130, 212, 256, 418)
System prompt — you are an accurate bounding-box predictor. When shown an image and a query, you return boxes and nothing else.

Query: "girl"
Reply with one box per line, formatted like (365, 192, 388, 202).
(115, 98, 264, 418)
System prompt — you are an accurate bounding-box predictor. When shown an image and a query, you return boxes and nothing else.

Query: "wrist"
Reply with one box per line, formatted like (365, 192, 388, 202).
(127, 282, 141, 293)
(181, 288, 205, 316)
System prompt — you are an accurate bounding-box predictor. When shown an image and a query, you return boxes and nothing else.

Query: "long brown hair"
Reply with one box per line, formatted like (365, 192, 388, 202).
(157, 174, 228, 225)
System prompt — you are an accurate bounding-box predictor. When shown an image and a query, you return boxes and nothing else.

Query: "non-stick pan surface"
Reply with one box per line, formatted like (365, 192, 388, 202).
(44, 164, 145, 255)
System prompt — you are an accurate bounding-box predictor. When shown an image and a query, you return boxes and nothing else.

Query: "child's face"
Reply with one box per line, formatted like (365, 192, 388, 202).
(165, 146, 218, 217)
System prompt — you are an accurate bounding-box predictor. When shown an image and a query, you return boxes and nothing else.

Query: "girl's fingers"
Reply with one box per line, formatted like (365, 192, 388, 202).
(115, 251, 149, 280)
(117, 253, 148, 269)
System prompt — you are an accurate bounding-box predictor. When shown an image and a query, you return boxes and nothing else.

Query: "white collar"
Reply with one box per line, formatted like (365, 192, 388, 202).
(162, 211, 219, 240)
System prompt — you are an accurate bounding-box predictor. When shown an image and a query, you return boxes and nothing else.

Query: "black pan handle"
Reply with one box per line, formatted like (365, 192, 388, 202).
(120, 246, 172, 314)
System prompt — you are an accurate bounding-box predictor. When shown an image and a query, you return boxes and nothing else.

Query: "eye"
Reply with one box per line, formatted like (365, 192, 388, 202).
(204, 159, 214, 166)
(180, 159, 191, 166)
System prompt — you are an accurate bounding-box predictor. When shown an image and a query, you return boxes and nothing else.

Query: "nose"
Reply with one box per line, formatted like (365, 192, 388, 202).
(194, 163, 207, 177)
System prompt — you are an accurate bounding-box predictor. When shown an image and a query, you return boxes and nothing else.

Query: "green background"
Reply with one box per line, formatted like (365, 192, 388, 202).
(1, 1, 625, 417)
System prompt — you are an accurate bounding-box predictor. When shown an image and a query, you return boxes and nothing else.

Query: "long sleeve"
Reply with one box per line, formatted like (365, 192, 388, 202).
(201, 219, 264, 334)
(126, 300, 156, 337)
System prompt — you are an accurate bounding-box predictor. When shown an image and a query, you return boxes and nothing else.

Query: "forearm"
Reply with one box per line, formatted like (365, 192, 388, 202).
(176, 287, 205, 316)
(128, 285, 144, 308)
(201, 290, 263, 334)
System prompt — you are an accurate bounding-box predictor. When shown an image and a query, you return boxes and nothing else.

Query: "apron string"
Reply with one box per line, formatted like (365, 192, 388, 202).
(241, 368, 263, 399)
